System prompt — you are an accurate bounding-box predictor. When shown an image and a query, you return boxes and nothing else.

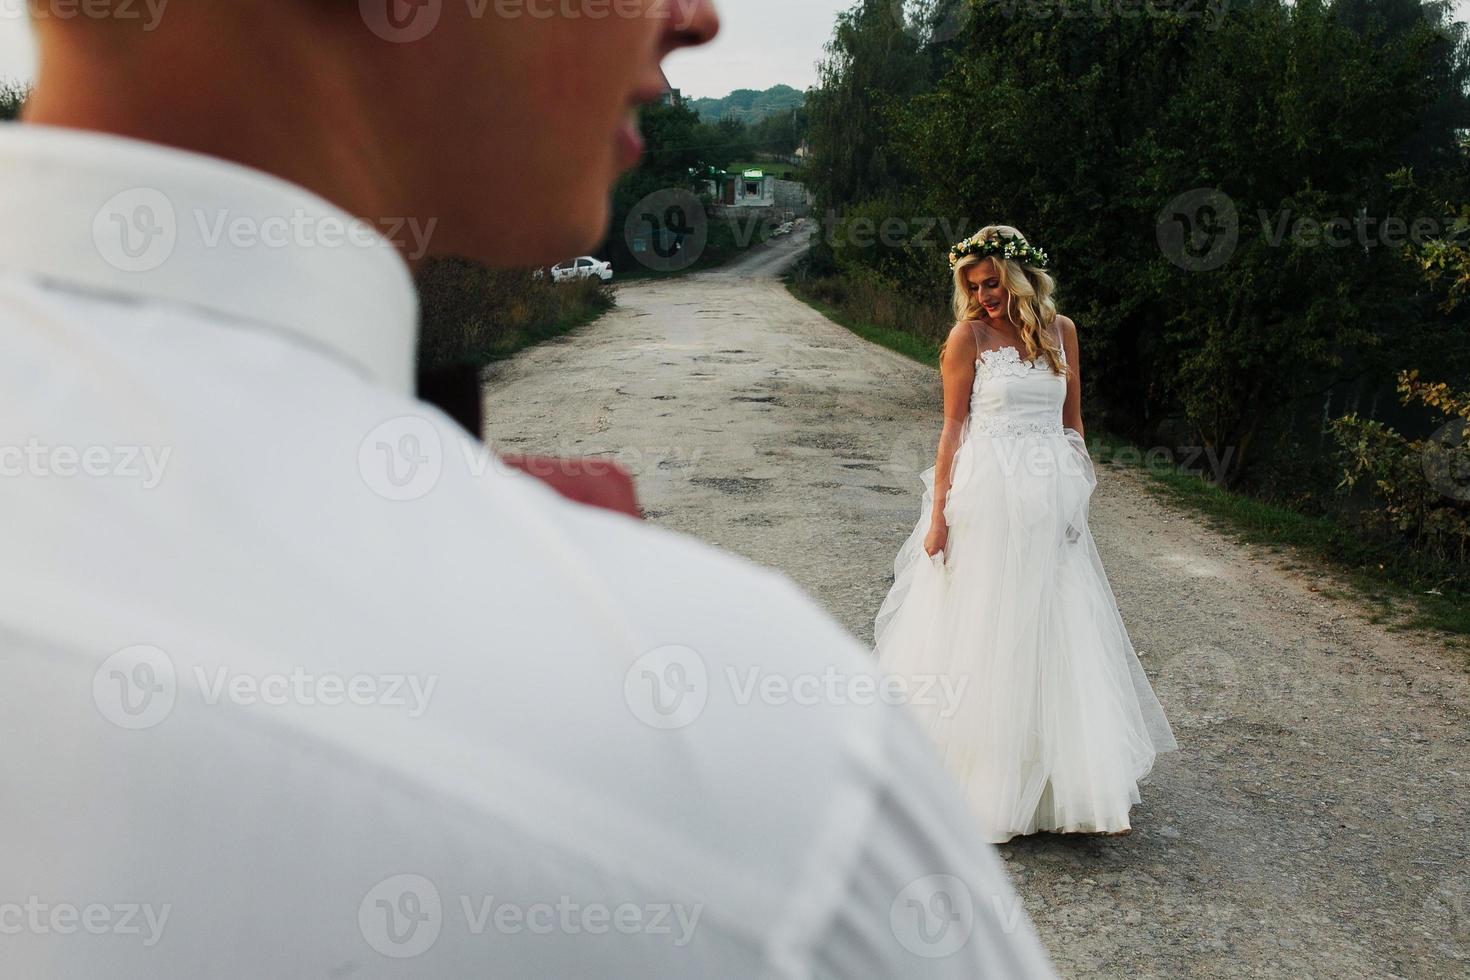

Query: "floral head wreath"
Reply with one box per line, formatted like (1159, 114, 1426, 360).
(948, 232, 1050, 271)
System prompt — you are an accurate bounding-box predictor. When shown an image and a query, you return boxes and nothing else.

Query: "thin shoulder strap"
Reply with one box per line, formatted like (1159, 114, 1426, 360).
(967, 318, 985, 354)
(1052, 316, 1066, 365)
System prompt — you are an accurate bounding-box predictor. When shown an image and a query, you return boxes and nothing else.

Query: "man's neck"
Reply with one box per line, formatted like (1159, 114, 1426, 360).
(22, 18, 399, 261)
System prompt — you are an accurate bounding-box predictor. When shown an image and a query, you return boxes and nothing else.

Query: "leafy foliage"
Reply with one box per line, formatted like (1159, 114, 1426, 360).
(1330, 370, 1470, 562)
(805, 0, 1470, 495)
(415, 260, 614, 372)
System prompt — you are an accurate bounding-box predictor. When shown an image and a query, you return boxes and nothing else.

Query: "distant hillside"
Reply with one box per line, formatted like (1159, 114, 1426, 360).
(687, 84, 806, 123)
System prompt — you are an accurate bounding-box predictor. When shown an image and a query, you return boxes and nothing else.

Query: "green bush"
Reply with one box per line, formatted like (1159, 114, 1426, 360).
(415, 258, 614, 373)
(1331, 371, 1470, 564)
(805, 0, 1470, 493)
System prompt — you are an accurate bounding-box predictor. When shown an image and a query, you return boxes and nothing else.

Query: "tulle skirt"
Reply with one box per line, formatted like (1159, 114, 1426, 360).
(872, 424, 1177, 843)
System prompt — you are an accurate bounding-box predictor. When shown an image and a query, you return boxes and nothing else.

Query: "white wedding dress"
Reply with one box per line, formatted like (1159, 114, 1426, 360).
(873, 318, 1177, 843)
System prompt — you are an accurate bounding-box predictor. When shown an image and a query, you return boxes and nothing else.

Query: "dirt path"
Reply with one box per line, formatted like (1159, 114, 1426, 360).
(481, 230, 1470, 978)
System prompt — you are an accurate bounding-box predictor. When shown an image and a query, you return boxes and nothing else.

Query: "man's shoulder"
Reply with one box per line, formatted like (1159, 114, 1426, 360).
(0, 290, 906, 929)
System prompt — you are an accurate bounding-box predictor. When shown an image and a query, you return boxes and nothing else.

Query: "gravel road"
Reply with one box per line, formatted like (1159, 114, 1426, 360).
(481, 229, 1470, 978)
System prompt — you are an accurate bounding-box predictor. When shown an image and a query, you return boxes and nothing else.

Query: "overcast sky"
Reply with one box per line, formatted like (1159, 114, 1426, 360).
(5, 2, 1470, 100)
(0, 1, 856, 98)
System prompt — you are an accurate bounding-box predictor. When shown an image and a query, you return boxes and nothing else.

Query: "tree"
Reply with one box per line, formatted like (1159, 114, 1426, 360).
(803, 0, 1470, 487)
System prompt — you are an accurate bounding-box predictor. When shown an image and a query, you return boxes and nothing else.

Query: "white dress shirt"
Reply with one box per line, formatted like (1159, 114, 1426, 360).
(0, 123, 1056, 979)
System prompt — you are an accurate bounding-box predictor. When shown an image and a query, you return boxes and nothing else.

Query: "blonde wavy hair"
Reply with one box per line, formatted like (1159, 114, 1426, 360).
(946, 224, 1065, 376)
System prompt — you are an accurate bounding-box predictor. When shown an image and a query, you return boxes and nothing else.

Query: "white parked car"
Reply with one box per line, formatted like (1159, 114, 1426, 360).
(549, 256, 613, 283)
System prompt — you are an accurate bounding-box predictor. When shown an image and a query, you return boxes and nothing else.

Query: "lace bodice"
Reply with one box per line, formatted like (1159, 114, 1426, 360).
(968, 321, 1068, 438)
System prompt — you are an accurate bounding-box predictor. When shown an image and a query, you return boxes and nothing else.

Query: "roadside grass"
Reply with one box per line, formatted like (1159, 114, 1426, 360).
(1092, 432, 1470, 649)
(785, 271, 1470, 653)
(785, 275, 946, 367)
(417, 216, 776, 368)
(416, 258, 616, 370)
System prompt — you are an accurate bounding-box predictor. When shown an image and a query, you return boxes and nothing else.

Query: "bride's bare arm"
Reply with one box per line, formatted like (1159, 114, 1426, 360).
(1058, 315, 1083, 438)
(931, 321, 979, 524)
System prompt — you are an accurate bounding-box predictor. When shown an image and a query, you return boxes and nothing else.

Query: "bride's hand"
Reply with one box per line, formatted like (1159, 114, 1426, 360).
(924, 520, 948, 559)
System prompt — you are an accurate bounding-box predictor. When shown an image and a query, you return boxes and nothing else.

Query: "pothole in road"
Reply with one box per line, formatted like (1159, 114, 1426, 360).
(691, 476, 773, 496)
(863, 485, 909, 496)
(732, 395, 780, 404)
(790, 431, 881, 455)
(733, 514, 781, 527)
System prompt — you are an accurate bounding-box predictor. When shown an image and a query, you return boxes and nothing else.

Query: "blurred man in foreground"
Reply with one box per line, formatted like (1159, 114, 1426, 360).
(0, 2, 1055, 975)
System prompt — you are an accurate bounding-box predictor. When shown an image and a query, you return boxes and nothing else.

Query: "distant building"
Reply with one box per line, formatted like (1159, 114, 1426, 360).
(690, 165, 813, 217)
(697, 167, 775, 207)
(732, 169, 776, 207)
(659, 68, 680, 107)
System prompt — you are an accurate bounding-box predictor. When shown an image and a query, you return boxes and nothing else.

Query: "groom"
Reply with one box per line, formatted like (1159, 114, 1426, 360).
(0, 2, 1055, 976)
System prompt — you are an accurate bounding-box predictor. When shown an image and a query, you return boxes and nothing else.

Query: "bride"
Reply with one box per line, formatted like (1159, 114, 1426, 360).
(873, 224, 1177, 843)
